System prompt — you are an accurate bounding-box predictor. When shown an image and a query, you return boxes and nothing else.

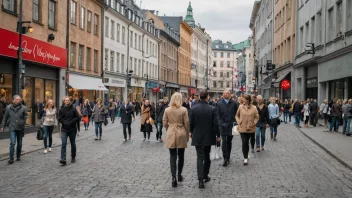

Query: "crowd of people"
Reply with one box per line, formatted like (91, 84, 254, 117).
(1, 91, 351, 190)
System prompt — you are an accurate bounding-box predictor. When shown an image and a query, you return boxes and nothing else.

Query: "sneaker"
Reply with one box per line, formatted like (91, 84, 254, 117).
(243, 159, 248, 166)
(123, 139, 127, 142)
(44, 149, 48, 154)
(143, 138, 146, 141)
(251, 149, 255, 153)
(94, 136, 98, 140)
(16, 158, 21, 161)
(71, 158, 76, 163)
(99, 136, 101, 140)
(256, 148, 261, 152)
(8, 159, 14, 164)
(261, 147, 265, 151)
(48, 148, 52, 152)
(159, 138, 163, 143)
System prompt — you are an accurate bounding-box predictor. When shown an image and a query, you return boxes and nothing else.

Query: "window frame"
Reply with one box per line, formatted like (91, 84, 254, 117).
(48, 0, 56, 30)
(78, 44, 84, 70)
(32, 0, 40, 22)
(94, 14, 99, 36)
(86, 47, 91, 71)
(79, 6, 85, 30)
(2, 0, 17, 14)
(87, 10, 92, 32)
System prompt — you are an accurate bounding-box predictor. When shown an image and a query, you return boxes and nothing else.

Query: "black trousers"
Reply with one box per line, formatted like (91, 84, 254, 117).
(240, 133, 255, 159)
(169, 148, 185, 177)
(310, 113, 317, 126)
(123, 123, 131, 139)
(221, 135, 233, 161)
(195, 146, 211, 180)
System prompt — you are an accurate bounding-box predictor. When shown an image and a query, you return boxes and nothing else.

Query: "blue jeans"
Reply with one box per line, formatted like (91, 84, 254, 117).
(329, 116, 339, 132)
(43, 125, 54, 148)
(255, 127, 266, 147)
(10, 130, 23, 160)
(342, 117, 351, 135)
(156, 122, 163, 140)
(283, 112, 290, 122)
(95, 122, 102, 137)
(294, 113, 301, 126)
(61, 131, 77, 160)
(270, 125, 278, 135)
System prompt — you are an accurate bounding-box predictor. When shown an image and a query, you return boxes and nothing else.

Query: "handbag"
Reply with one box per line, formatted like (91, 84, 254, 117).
(232, 123, 239, 136)
(210, 145, 222, 161)
(36, 127, 44, 140)
(148, 111, 155, 125)
(83, 116, 88, 124)
(104, 117, 109, 126)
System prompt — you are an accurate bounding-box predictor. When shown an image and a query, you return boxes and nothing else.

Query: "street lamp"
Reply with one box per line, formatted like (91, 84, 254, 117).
(144, 74, 149, 99)
(126, 69, 133, 101)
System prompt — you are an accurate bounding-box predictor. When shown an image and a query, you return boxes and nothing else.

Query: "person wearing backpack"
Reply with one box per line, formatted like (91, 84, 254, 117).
(1, 95, 28, 164)
(42, 99, 57, 154)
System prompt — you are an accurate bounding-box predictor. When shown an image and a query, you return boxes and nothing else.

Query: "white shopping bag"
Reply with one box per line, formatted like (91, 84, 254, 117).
(210, 145, 222, 161)
(232, 123, 240, 136)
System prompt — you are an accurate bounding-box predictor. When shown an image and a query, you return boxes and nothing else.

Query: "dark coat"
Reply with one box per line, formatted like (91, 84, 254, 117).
(156, 103, 167, 123)
(256, 105, 269, 127)
(182, 102, 191, 110)
(190, 101, 219, 146)
(58, 104, 80, 133)
(216, 99, 239, 136)
(293, 101, 302, 113)
(331, 103, 342, 117)
(120, 104, 134, 124)
(309, 101, 318, 114)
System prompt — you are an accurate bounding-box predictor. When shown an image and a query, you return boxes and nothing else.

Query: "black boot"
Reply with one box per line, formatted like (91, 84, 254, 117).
(222, 160, 228, 167)
(270, 133, 273, 140)
(172, 177, 177, 187)
(178, 175, 184, 182)
(274, 134, 277, 141)
(199, 179, 205, 189)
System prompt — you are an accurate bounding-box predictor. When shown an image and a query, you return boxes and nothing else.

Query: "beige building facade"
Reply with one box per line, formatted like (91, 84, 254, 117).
(178, 21, 192, 96)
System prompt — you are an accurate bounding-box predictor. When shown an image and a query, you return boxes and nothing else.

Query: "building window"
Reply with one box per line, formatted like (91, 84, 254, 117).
(311, 17, 315, 44)
(116, 23, 120, 42)
(122, 26, 125, 44)
(227, 52, 230, 58)
(110, 51, 115, 71)
(227, 61, 230, 67)
(94, 50, 98, 72)
(347, 0, 352, 31)
(221, 52, 224, 58)
(70, 1, 76, 24)
(86, 47, 91, 71)
(104, 49, 109, 70)
(111, 20, 115, 40)
(328, 8, 334, 41)
(70, 42, 76, 67)
(105, 17, 109, 37)
(134, 58, 137, 76)
(220, 72, 223, 77)
(226, 82, 230, 88)
(3, 0, 16, 13)
(220, 81, 223, 88)
(33, 0, 40, 22)
(116, 52, 120, 73)
(146, 39, 149, 54)
(87, 10, 92, 32)
(134, 33, 137, 49)
(227, 72, 230, 78)
(213, 61, 217, 67)
(213, 81, 217, 88)
(121, 54, 125, 73)
(80, 6, 85, 29)
(94, 14, 99, 36)
(48, 0, 56, 29)
(130, 31, 133, 47)
(336, 2, 343, 34)
(300, 27, 304, 53)
(213, 52, 217, 58)
(138, 35, 141, 50)
(138, 59, 141, 76)
(213, 71, 217, 77)
(78, 45, 84, 70)
(220, 61, 224, 67)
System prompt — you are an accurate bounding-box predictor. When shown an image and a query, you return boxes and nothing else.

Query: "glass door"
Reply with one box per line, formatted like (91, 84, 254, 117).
(22, 77, 34, 125)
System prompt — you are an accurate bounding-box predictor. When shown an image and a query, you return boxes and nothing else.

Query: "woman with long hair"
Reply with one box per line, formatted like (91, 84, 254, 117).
(82, 99, 92, 130)
(92, 98, 108, 140)
(163, 92, 190, 187)
(235, 94, 259, 165)
(283, 99, 290, 124)
(108, 100, 117, 124)
(303, 100, 310, 128)
(140, 100, 155, 141)
(42, 99, 57, 154)
(255, 95, 269, 152)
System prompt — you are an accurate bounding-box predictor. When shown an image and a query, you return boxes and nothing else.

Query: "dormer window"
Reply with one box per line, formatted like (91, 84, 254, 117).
(216, 45, 219, 48)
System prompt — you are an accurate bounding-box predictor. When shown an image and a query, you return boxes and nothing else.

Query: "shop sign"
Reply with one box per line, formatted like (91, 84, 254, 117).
(0, 28, 67, 68)
(147, 81, 158, 88)
(104, 77, 126, 87)
(318, 52, 352, 82)
(306, 78, 318, 88)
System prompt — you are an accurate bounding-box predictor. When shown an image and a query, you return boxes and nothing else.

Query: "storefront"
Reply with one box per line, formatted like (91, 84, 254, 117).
(130, 78, 145, 102)
(165, 82, 180, 100)
(0, 28, 66, 128)
(273, 70, 291, 100)
(103, 76, 126, 102)
(67, 73, 107, 103)
(318, 51, 352, 102)
(146, 81, 159, 104)
(180, 86, 189, 99)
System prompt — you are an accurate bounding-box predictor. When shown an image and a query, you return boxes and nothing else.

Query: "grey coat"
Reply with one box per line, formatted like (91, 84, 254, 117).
(1, 104, 28, 132)
(343, 104, 352, 118)
(92, 105, 108, 123)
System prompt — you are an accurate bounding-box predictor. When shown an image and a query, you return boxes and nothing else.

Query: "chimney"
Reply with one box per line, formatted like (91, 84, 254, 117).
(156, 11, 159, 16)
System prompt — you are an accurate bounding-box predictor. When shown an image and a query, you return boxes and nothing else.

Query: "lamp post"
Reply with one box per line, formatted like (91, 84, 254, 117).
(144, 74, 149, 99)
(126, 69, 133, 101)
(16, 0, 33, 96)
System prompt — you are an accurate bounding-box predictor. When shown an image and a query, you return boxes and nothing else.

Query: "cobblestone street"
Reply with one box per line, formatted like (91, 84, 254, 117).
(0, 120, 351, 198)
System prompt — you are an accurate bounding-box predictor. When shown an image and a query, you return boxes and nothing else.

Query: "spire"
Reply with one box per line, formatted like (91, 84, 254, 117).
(185, 1, 195, 28)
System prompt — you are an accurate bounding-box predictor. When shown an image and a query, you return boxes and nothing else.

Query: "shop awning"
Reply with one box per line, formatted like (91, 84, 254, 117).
(165, 83, 180, 88)
(68, 73, 107, 91)
(273, 71, 290, 83)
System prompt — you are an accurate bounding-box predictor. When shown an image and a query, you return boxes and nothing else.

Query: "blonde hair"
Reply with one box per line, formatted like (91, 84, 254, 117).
(45, 99, 55, 109)
(169, 92, 182, 108)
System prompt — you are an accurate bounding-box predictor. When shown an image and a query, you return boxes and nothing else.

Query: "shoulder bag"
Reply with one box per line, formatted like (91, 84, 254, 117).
(148, 111, 155, 125)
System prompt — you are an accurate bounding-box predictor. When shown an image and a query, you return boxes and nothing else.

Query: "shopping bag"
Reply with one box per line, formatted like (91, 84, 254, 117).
(232, 123, 239, 136)
(83, 116, 88, 124)
(36, 127, 44, 140)
(210, 145, 222, 161)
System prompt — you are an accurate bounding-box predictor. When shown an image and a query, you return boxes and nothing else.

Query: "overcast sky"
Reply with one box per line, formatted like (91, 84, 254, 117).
(139, 0, 255, 44)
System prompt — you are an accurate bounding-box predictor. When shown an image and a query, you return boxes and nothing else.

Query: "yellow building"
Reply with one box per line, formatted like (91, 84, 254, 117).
(179, 21, 193, 96)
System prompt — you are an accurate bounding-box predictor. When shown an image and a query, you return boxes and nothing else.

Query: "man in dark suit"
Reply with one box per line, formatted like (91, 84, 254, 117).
(120, 99, 135, 142)
(216, 89, 239, 167)
(191, 95, 199, 107)
(190, 91, 220, 189)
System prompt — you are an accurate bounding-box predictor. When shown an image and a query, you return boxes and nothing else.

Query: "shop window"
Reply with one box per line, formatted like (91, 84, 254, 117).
(45, 80, 56, 102)
(0, 74, 13, 106)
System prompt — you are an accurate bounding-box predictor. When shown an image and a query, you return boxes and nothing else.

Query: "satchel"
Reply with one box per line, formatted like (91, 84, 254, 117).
(104, 117, 109, 126)
(36, 127, 44, 140)
(148, 111, 155, 125)
(232, 123, 239, 136)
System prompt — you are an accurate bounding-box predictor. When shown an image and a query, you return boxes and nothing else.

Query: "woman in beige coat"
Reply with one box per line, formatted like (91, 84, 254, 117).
(163, 92, 190, 188)
(235, 94, 259, 166)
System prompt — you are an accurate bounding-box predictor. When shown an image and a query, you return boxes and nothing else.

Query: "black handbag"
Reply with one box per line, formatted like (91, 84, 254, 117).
(104, 117, 108, 126)
(36, 127, 44, 140)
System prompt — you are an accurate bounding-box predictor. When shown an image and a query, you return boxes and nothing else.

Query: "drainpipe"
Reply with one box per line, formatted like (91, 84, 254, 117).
(65, 0, 70, 97)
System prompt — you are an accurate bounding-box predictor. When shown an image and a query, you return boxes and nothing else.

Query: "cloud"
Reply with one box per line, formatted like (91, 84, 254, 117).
(140, 0, 255, 43)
